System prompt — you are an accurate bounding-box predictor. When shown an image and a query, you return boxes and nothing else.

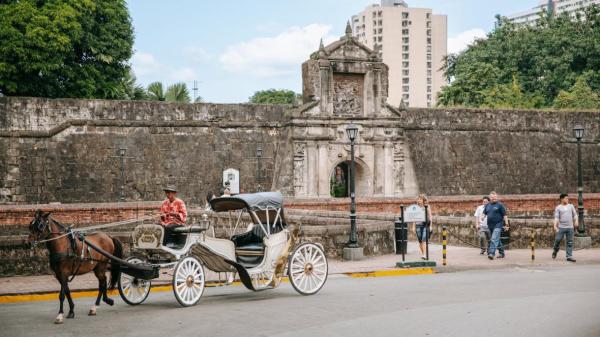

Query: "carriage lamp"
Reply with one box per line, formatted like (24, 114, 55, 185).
(346, 123, 358, 142)
(256, 146, 263, 158)
(573, 124, 586, 236)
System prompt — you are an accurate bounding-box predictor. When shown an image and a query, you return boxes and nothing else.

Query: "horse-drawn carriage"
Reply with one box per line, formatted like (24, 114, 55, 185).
(118, 192, 328, 307)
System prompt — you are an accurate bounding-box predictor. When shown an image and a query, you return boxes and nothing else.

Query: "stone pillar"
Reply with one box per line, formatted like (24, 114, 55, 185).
(383, 142, 394, 196)
(306, 143, 318, 197)
(317, 143, 330, 197)
(293, 143, 306, 197)
(373, 143, 385, 196)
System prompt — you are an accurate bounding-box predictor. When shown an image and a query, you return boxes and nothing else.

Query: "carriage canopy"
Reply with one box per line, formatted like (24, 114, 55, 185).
(210, 192, 284, 212)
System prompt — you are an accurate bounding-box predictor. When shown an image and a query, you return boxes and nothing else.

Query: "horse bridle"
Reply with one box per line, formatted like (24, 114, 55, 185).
(29, 215, 71, 246)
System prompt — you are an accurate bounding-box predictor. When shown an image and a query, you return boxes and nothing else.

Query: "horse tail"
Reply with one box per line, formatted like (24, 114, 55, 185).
(109, 237, 123, 290)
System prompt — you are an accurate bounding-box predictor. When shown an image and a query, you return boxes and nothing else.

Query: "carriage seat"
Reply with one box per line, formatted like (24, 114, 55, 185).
(171, 226, 207, 234)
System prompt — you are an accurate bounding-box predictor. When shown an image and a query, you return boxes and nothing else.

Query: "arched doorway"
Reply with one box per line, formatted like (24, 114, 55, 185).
(330, 160, 371, 198)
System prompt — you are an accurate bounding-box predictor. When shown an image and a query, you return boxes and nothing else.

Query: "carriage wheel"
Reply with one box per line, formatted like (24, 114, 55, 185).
(172, 256, 205, 307)
(288, 243, 328, 295)
(118, 257, 151, 305)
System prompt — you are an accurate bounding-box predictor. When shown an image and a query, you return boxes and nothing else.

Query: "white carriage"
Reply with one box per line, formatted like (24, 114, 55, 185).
(118, 192, 328, 307)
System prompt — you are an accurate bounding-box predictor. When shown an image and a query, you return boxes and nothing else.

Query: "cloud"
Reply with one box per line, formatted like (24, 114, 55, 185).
(448, 28, 487, 54)
(131, 51, 161, 76)
(131, 51, 199, 83)
(219, 23, 337, 77)
(183, 47, 212, 62)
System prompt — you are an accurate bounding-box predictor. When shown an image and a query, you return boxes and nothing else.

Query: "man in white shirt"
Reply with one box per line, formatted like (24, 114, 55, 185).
(553, 193, 578, 262)
(474, 196, 490, 255)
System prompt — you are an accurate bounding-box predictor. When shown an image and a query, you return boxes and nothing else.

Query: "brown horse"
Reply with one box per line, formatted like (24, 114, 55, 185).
(28, 210, 123, 324)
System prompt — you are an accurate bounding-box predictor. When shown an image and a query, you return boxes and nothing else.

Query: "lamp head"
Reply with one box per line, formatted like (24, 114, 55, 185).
(346, 123, 359, 142)
(573, 125, 584, 140)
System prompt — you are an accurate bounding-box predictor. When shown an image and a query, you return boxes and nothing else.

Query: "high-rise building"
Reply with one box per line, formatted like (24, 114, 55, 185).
(351, 0, 447, 108)
(507, 0, 600, 26)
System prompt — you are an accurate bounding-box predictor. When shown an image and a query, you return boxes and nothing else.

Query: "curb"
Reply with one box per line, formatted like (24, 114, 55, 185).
(0, 268, 434, 304)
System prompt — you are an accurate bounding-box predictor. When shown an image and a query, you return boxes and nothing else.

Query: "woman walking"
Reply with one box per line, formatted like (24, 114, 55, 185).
(411, 194, 433, 260)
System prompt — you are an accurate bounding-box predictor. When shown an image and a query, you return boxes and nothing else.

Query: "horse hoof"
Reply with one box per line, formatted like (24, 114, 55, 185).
(54, 314, 64, 324)
(88, 309, 96, 316)
(67, 312, 75, 319)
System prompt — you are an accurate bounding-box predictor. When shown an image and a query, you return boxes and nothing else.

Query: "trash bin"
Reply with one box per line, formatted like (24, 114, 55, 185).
(500, 228, 510, 250)
(394, 220, 408, 255)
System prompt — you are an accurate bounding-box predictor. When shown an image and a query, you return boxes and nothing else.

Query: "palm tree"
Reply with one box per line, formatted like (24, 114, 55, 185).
(165, 82, 191, 102)
(147, 82, 166, 101)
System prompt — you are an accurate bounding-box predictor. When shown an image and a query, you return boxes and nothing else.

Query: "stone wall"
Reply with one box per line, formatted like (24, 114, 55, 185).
(399, 108, 600, 196)
(1, 97, 599, 204)
(0, 97, 292, 204)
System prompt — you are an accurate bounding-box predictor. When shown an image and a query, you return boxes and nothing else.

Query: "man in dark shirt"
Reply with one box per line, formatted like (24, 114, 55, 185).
(482, 191, 509, 260)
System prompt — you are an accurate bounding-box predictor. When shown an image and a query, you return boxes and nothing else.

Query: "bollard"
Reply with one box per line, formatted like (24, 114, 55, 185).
(442, 225, 447, 266)
(530, 232, 535, 261)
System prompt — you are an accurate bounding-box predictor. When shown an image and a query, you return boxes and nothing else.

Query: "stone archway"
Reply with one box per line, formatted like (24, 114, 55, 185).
(329, 158, 372, 198)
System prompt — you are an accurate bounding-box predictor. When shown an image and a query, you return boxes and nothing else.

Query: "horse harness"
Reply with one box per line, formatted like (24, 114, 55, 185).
(41, 220, 106, 282)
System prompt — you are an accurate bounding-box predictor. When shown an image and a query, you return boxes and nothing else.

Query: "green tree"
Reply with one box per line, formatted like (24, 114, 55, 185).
(482, 75, 543, 109)
(147, 82, 191, 103)
(0, 0, 134, 99)
(249, 89, 297, 104)
(165, 82, 191, 102)
(438, 5, 600, 109)
(554, 76, 600, 109)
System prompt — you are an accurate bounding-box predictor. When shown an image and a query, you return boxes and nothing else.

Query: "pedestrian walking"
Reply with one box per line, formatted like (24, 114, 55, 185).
(474, 196, 491, 255)
(411, 194, 433, 260)
(552, 193, 578, 262)
(483, 191, 509, 260)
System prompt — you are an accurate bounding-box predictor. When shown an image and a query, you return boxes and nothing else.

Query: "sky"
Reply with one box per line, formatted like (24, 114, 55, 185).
(127, 0, 535, 103)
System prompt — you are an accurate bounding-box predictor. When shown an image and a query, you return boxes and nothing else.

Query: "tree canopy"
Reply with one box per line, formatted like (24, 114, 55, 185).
(438, 6, 600, 110)
(249, 89, 299, 104)
(0, 0, 134, 99)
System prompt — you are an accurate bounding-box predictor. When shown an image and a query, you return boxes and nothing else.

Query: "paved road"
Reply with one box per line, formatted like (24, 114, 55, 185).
(1, 265, 599, 337)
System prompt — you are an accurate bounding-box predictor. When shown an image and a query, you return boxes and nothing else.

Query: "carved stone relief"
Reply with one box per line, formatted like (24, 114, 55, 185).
(333, 73, 364, 115)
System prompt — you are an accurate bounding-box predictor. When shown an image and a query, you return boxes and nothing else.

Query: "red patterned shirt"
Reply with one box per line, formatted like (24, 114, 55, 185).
(160, 198, 187, 226)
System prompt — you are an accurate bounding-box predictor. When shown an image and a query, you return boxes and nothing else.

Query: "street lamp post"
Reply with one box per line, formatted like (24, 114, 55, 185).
(346, 123, 359, 248)
(256, 146, 263, 192)
(117, 146, 127, 202)
(574, 125, 586, 236)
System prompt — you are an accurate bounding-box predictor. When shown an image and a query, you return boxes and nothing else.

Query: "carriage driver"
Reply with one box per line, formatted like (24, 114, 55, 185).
(160, 185, 187, 245)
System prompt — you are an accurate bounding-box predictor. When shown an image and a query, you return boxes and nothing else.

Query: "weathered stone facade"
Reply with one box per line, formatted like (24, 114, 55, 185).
(0, 30, 599, 204)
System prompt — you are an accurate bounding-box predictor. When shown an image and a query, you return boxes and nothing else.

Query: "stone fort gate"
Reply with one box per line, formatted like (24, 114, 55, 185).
(291, 26, 418, 198)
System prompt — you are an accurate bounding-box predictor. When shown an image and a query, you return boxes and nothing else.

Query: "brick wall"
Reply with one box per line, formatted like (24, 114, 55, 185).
(287, 194, 600, 218)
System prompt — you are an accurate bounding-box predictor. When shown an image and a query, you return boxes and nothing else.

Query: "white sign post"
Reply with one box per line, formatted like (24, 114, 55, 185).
(403, 204, 426, 223)
(223, 168, 240, 194)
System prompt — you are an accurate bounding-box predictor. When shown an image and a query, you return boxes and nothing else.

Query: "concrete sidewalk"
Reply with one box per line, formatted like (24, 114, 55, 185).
(1, 242, 598, 296)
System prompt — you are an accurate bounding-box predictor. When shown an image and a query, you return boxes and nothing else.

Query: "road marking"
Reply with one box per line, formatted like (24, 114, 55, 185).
(345, 268, 435, 278)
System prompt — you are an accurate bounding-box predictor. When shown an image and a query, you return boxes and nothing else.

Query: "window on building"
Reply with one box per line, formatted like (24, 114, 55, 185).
(427, 94, 432, 100)
(403, 53, 409, 60)
(403, 37, 409, 44)
(427, 69, 432, 77)
(403, 69, 409, 76)
(403, 94, 409, 100)
(427, 29, 431, 36)
(427, 21, 431, 28)
(373, 29, 377, 34)
(403, 61, 409, 67)
(373, 20, 377, 26)
(373, 37, 377, 43)
(402, 20, 409, 27)
(427, 78, 432, 84)
(402, 12, 409, 19)
(427, 45, 432, 53)
(373, 12, 377, 18)
(378, 28, 383, 34)
(426, 13, 431, 19)
(402, 29, 409, 35)
(427, 62, 432, 68)
(427, 37, 432, 44)
(403, 77, 409, 84)
(403, 86, 410, 92)
(402, 45, 409, 51)
(378, 11, 382, 17)
(378, 20, 383, 25)
(427, 53, 432, 60)
(378, 36, 382, 42)
(427, 102, 432, 108)
(427, 86, 432, 93)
